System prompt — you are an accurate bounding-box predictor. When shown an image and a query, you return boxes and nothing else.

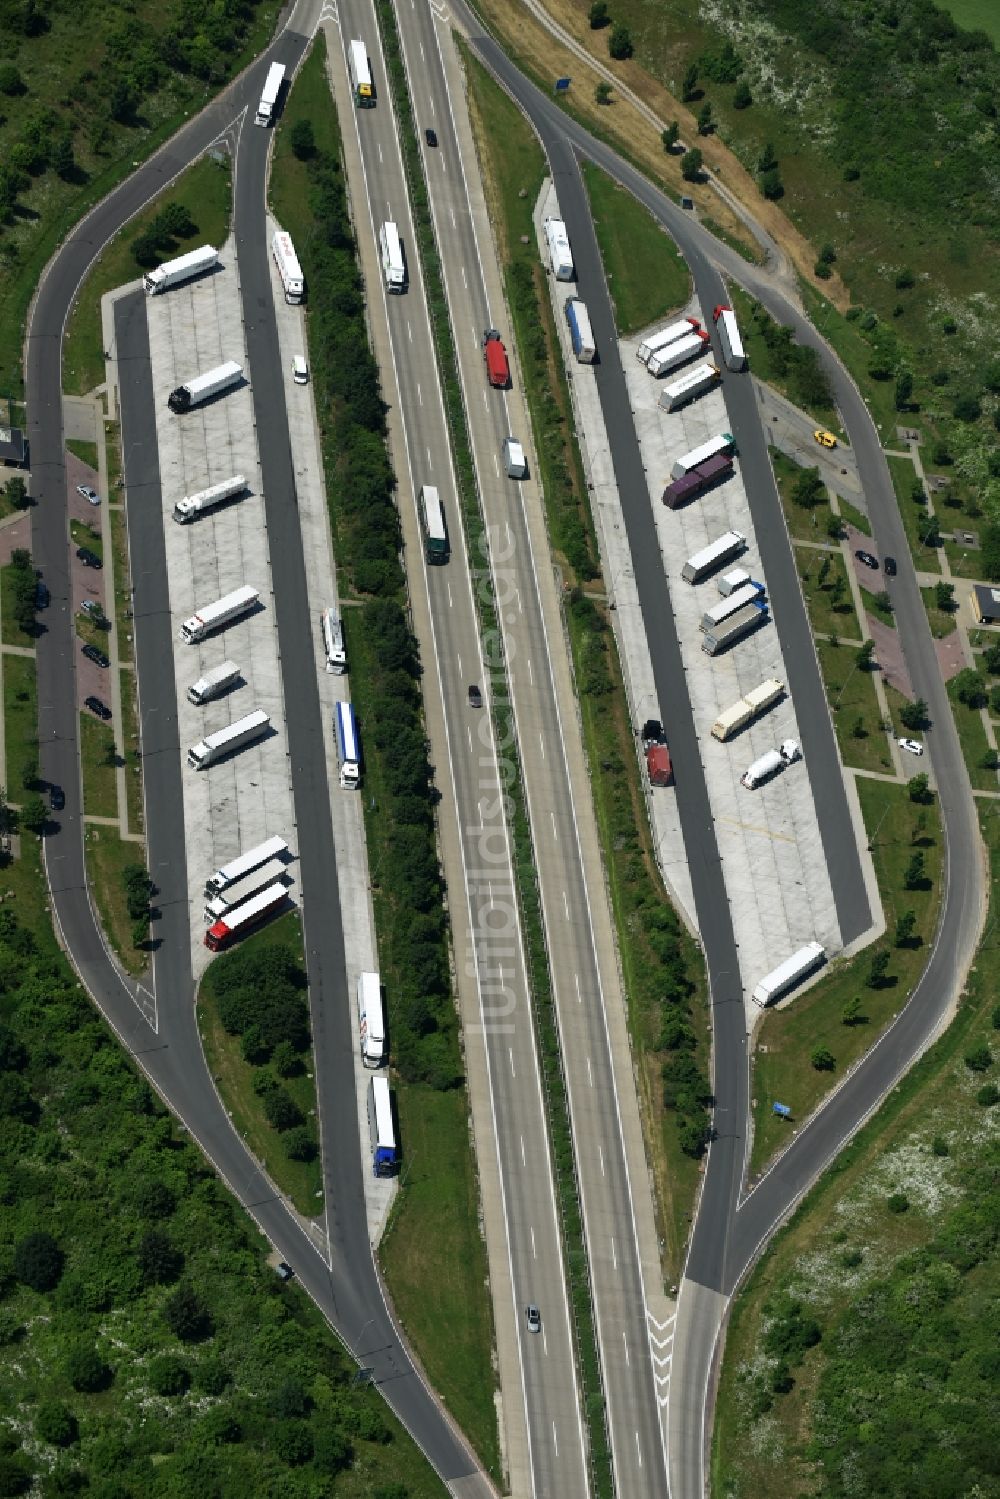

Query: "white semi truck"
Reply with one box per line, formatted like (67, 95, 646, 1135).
(544, 216, 574, 280)
(741, 740, 801, 790)
(658, 361, 720, 412)
(272, 231, 304, 303)
(671, 432, 736, 480)
(711, 679, 785, 741)
(701, 581, 764, 631)
(205, 834, 289, 898)
(681, 530, 746, 584)
(752, 942, 825, 1008)
(172, 473, 247, 524)
(181, 585, 259, 644)
(187, 709, 270, 770)
(203, 859, 288, 922)
(167, 361, 243, 414)
(702, 599, 768, 655)
(713, 303, 747, 372)
(637, 316, 700, 365)
(144, 244, 218, 296)
(647, 330, 710, 377)
(187, 661, 241, 706)
(255, 61, 285, 126)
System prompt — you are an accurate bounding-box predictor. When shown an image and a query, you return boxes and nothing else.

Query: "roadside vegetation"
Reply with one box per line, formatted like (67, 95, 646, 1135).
(716, 803, 1000, 1499)
(0, 0, 275, 395)
(270, 37, 499, 1477)
(580, 159, 690, 335)
(464, 48, 708, 1282)
(84, 831, 151, 978)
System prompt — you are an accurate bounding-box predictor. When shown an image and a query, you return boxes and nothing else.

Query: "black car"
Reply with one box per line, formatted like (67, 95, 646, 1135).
(425, 126, 438, 147)
(468, 684, 482, 709)
(884, 555, 897, 577)
(35, 579, 49, 610)
(854, 549, 879, 570)
(49, 785, 65, 812)
(82, 643, 109, 668)
(77, 547, 103, 570)
(275, 1262, 294, 1282)
(640, 718, 665, 750)
(84, 695, 111, 721)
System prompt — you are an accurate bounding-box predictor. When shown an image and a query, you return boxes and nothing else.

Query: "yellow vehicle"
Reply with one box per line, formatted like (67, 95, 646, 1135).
(813, 429, 837, 449)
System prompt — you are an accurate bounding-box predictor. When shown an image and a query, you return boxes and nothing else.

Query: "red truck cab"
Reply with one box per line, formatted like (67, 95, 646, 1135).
(483, 328, 510, 389)
(712, 304, 730, 323)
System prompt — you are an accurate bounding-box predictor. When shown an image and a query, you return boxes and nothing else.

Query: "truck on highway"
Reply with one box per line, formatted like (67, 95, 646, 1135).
(204, 859, 288, 922)
(637, 316, 700, 365)
(662, 453, 733, 510)
(187, 708, 270, 770)
(379, 221, 406, 293)
(647, 330, 711, 378)
(713, 303, 747, 372)
(658, 361, 720, 412)
(168, 360, 243, 414)
(255, 60, 285, 126)
(741, 739, 800, 790)
(348, 40, 375, 107)
(502, 437, 527, 478)
(646, 743, 673, 787)
(335, 701, 361, 789)
(172, 473, 247, 524)
(205, 834, 289, 897)
(358, 971, 386, 1068)
(181, 585, 259, 644)
(752, 941, 825, 1008)
(681, 530, 746, 584)
(710, 678, 785, 741)
(144, 244, 218, 296)
(272, 231, 304, 303)
(205, 881, 287, 951)
(671, 432, 736, 480)
(701, 581, 764, 631)
(565, 298, 596, 362)
(187, 660, 240, 706)
(483, 329, 510, 389)
(544, 216, 574, 280)
(702, 599, 768, 655)
(320, 609, 346, 673)
(368, 1075, 399, 1176)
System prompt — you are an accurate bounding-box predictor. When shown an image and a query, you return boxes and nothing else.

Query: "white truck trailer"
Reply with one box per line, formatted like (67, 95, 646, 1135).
(658, 361, 720, 412)
(702, 600, 768, 655)
(181, 585, 259, 644)
(637, 316, 700, 365)
(647, 330, 710, 377)
(544, 217, 574, 280)
(187, 708, 270, 770)
(205, 834, 289, 897)
(143, 244, 218, 296)
(320, 609, 346, 673)
(255, 61, 285, 126)
(272, 231, 304, 303)
(167, 360, 243, 414)
(204, 859, 288, 922)
(752, 942, 825, 1008)
(172, 473, 247, 524)
(713, 303, 747, 372)
(358, 971, 386, 1068)
(710, 678, 785, 741)
(741, 740, 800, 790)
(187, 661, 240, 706)
(671, 432, 736, 480)
(681, 530, 746, 584)
(718, 567, 751, 597)
(565, 298, 596, 362)
(700, 581, 764, 631)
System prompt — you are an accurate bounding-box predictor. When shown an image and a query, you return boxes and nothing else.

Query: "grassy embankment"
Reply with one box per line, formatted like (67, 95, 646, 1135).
(580, 159, 690, 334)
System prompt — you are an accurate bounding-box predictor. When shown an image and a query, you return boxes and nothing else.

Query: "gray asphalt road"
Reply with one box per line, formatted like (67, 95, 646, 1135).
(27, 17, 484, 1490)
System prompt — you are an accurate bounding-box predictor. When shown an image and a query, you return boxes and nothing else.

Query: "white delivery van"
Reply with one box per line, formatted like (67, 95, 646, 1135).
(502, 437, 527, 479)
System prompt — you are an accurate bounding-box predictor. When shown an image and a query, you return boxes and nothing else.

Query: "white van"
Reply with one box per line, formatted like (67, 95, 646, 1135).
(502, 437, 527, 479)
(357, 971, 385, 1068)
(292, 355, 308, 385)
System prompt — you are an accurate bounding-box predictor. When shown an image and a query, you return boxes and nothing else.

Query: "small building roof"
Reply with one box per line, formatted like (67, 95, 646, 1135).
(0, 426, 26, 465)
(971, 584, 1000, 623)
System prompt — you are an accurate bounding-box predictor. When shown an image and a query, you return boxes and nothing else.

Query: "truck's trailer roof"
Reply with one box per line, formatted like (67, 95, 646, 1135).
(743, 678, 785, 712)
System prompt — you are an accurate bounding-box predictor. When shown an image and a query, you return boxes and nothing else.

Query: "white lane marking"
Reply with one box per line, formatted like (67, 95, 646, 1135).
(623, 1331, 630, 1367)
(530, 1225, 536, 1259)
(635, 1432, 643, 1467)
(493, 452, 499, 477)
(550, 811, 557, 841)
(447, 582, 454, 609)
(417, 382, 423, 406)
(520, 1135, 526, 1166)
(598, 1145, 605, 1176)
(450, 205, 456, 228)
(378, 143, 383, 164)
(552, 1421, 558, 1455)
(461, 266, 467, 288)
(527, 658, 534, 685)
(562, 890, 569, 919)
(456, 651, 462, 676)
(539, 736, 546, 761)
(426, 446, 432, 467)
(407, 320, 413, 343)
(611, 1237, 617, 1270)
(509, 1048, 516, 1078)
(575, 973, 582, 1003)
(419, 41, 425, 60)
(586, 1057, 593, 1087)
(466, 724, 473, 754)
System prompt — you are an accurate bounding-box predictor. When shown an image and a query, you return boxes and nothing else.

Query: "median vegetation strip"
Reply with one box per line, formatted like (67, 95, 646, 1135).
(79, 711, 117, 821)
(84, 829, 149, 977)
(771, 448, 840, 543)
(750, 776, 943, 1173)
(798, 550, 860, 643)
(580, 159, 690, 335)
(816, 637, 890, 775)
(3, 652, 38, 800)
(716, 804, 1000, 1499)
(270, 37, 499, 1476)
(887, 452, 943, 575)
(1, 550, 38, 648)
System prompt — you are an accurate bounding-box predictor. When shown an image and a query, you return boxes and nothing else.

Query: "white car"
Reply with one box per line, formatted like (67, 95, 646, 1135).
(898, 737, 924, 756)
(292, 355, 308, 385)
(76, 484, 100, 506)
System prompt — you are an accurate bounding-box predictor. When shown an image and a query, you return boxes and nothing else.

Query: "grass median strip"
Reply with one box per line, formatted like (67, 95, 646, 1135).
(84, 826, 148, 977)
(580, 159, 690, 335)
(816, 637, 891, 774)
(3, 653, 38, 796)
(79, 710, 118, 820)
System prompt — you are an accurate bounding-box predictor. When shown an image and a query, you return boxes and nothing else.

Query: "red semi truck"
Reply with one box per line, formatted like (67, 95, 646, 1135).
(483, 328, 510, 389)
(646, 744, 673, 787)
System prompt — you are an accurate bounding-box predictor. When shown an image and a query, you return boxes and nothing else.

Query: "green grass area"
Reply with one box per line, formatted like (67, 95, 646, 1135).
(946, 676, 999, 793)
(64, 154, 233, 398)
(79, 711, 118, 820)
(797, 548, 860, 642)
(816, 637, 892, 773)
(920, 586, 958, 639)
(728, 284, 836, 422)
(750, 777, 943, 1173)
(70, 517, 104, 566)
(938, 0, 1000, 43)
(580, 159, 690, 335)
(109, 502, 133, 666)
(839, 496, 872, 538)
(66, 438, 99, 471)
(798, 283, 901, 441)
(886, 452, 941, 575)
(198, 912, 323, 1217)
(269, 36, 344, 228)
(771, 447, 837, 542)
(3, 654, 38, 795)
(0, 563, 37, 649)
(120, 669, 143, 835)
(380, 1086, 500, 1479)
(84, 826, 148, 977)
(715, 801, 1000, 1498)
(941, 538, 986, 580)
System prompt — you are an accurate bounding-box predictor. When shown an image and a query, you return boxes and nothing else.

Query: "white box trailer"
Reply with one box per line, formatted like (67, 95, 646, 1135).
(710, 679, 784, 741)
(181, 585, 259, 643)
(658, 361, 720, 412)
(204, 858, 288, 922)
(144, 244, 218, 296)
(255, 60, 285, 126)
(702, 600, 768, 655)
(358, 971, 386, 1068)
(379, 221, 406, 293)
(187, 708, 270, 770)
(637, 316, 700, 364)
(544, 217, 574, 280)
(205, 834, 289, 897)
(700, 581, 764, 631)
(503, 437, 527, 478)
(272, 231, 304, 303)
(647, 330, 710, 377)
(187, 661, 240, 706)
(681, 530, 746, 584)
(320, 609, 346, 673)
(168, 360, 243, 414)
(752, 942, 825, 1008)
(671, 432, 736, 480)
(718, 567, 750, 597)
(565, 298, 596, 362)
(172, 473, 247, 524)
(714, 303, 747, 372)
